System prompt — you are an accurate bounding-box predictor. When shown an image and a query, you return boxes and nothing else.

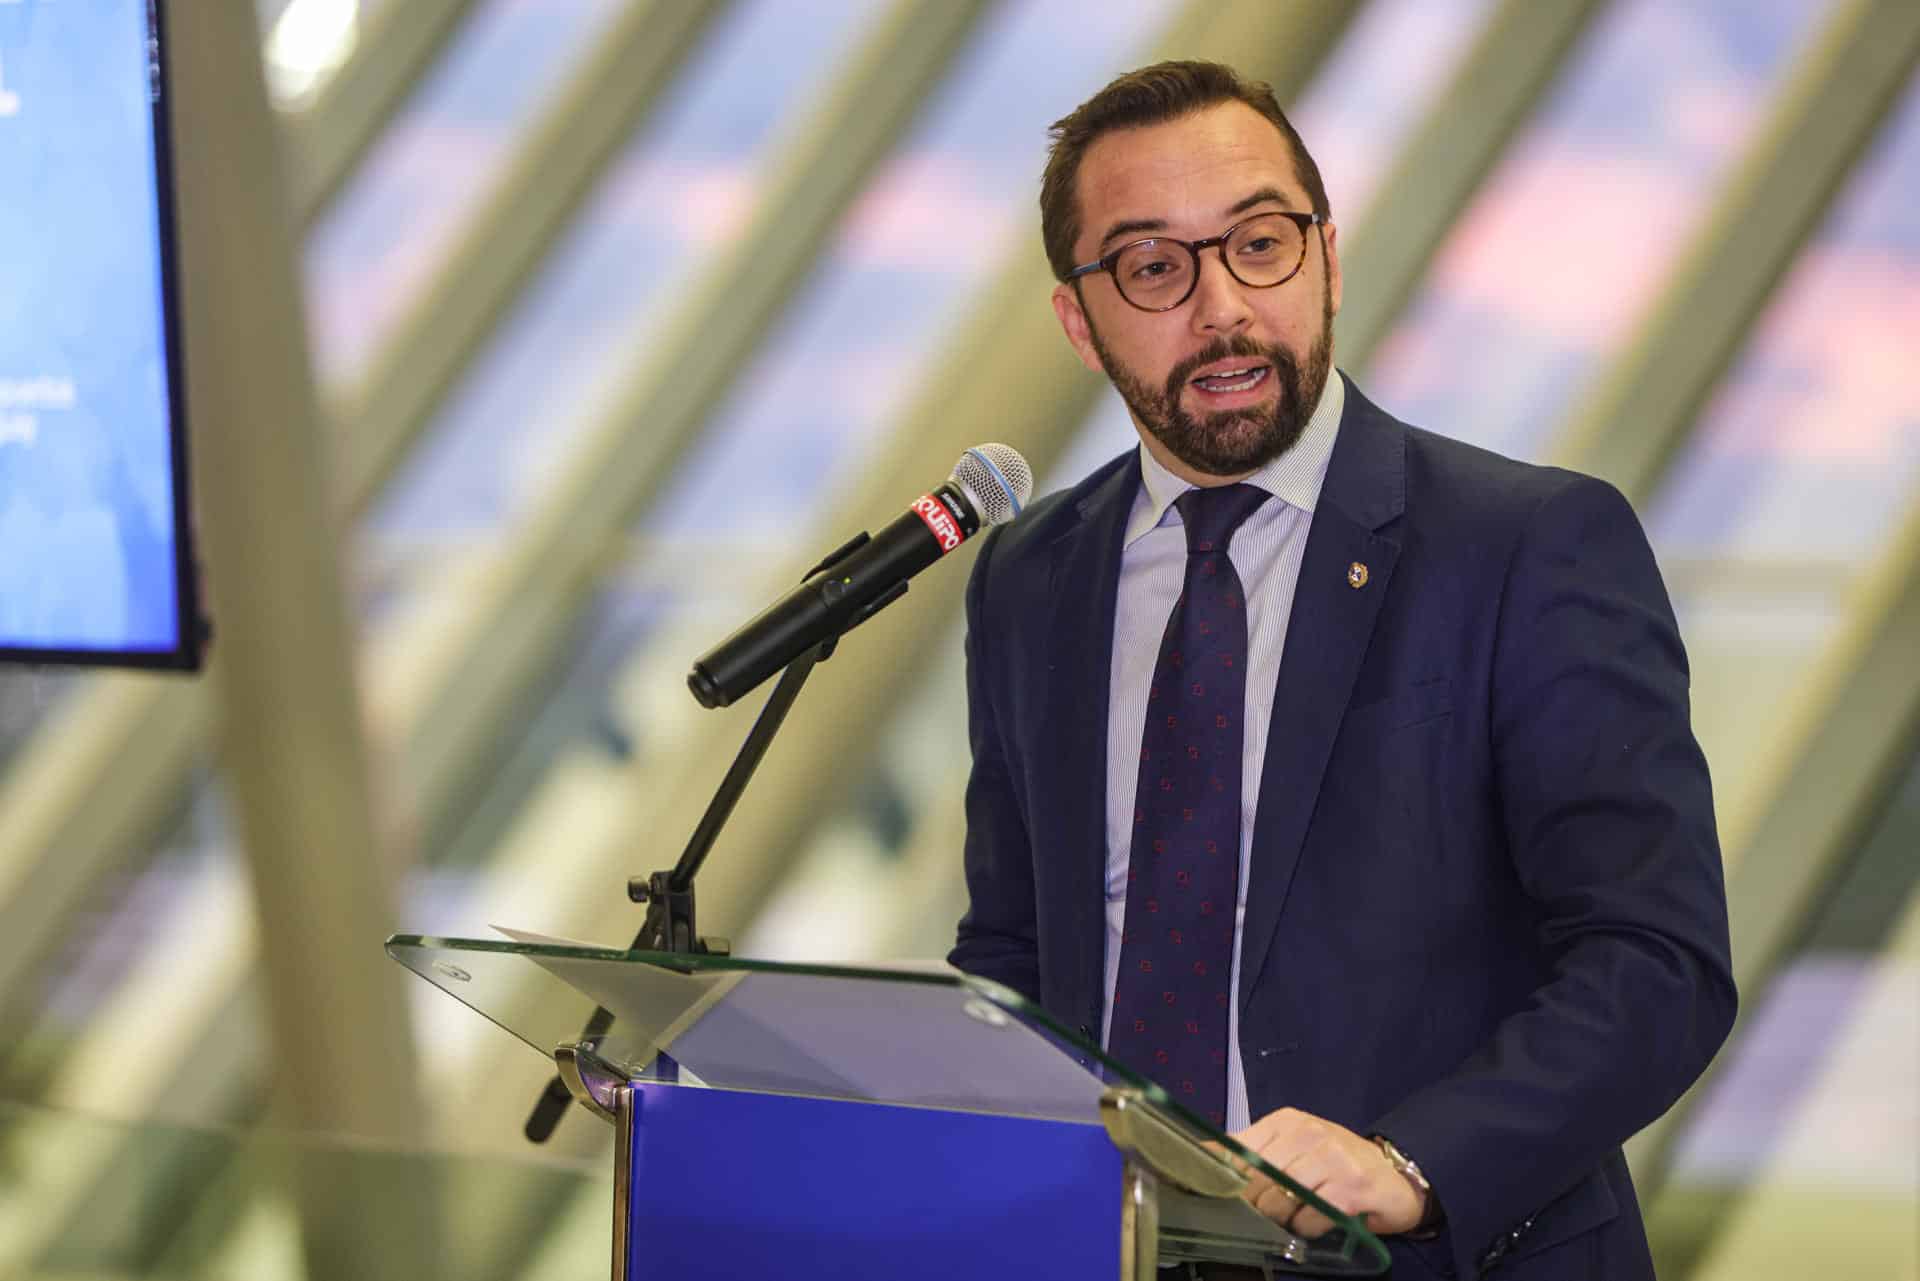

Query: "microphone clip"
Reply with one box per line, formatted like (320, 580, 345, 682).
(797, 528, 910, 660)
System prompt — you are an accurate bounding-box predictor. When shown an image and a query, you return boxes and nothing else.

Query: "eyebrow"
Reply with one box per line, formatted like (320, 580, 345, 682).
(1228, 186, 1295, 217)
(1094, 186, 1298, 251)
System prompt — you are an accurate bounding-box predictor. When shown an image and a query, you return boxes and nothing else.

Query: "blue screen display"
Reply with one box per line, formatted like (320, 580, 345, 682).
(0, 0, 196, 666)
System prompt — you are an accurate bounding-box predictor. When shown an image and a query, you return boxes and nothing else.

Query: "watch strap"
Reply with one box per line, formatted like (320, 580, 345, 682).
(1371, 1134, 1444, 1239)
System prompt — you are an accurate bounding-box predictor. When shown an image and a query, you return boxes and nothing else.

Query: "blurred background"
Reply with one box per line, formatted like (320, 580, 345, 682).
(0, 0, 1915, 1277)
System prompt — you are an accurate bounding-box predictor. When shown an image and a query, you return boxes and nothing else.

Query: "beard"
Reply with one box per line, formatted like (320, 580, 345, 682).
(1087, 277, 1335, 479)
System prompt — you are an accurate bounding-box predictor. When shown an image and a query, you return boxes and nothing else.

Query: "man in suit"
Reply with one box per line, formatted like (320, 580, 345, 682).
(948, 62, 1736, 1279)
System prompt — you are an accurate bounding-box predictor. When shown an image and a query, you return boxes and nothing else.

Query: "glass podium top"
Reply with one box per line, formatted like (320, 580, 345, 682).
(387, 931, 1390, 1276)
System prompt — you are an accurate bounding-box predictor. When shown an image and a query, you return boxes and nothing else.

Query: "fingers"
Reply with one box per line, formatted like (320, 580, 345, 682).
(1242, 1168, 1340, 1239)
(1258, 1143, 1342, 1237)
(1232, 1109, 1328, 1234)
(1248, 1172, 1309, 1228)
(1230, 1107, 1415, 1238)
(1231, 1106, 1318, 1177)
(1271, 1148, 1344, 1238)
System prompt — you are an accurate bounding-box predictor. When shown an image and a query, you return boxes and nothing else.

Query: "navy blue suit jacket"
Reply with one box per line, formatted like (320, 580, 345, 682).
(950, 378, 1736, 1279)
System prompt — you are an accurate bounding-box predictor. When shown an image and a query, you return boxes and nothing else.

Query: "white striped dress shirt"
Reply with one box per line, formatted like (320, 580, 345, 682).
(1101, 370, 1346, 1133)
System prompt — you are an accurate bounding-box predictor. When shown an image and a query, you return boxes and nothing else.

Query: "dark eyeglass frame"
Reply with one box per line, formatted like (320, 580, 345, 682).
(1063, 210, 1327, 313)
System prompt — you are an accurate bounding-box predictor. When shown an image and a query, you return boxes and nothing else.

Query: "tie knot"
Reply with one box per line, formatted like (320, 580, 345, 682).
(1174, 483, 1268, 556)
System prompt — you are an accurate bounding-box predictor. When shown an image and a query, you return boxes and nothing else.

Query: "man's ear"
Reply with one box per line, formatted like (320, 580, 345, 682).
(1051, 282, 1106, 374)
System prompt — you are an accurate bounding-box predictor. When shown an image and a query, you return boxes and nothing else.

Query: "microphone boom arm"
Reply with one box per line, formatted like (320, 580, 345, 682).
(522, 529, 899, 1143)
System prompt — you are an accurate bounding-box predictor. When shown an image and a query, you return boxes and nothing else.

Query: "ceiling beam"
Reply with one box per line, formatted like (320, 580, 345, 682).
(1546, 0, 1920, 505)
(283, 0, 482, 225)
(1338, 0, 1610, 372)
(332, 0, 738, 511)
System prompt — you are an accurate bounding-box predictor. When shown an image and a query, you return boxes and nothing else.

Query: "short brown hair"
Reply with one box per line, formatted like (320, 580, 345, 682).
(1040, 61, 1330, 282)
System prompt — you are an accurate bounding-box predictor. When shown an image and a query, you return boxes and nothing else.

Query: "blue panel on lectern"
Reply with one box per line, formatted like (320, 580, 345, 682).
(626, 1083, 1124, 1280)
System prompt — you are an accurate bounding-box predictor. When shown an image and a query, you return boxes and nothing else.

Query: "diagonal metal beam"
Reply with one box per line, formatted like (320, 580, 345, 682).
(332, 0, 736, 512)
(1338, 0, 1609, 373)
(377, 0, 1004, 855)
(1153, 0, 1364, 97)
(1631, 500, 1920, 1200)
(0, 677, 199, 1015)
(1546, 0, 1920, 506)
(128, 8, 429, 1280)
(283, 0, 482, 225)
(1719, 506, 1920, 957)
(171, 0, 422, 1148)
(1670, 890, 1920, 1280)
(1579, 4, 1920, 1187)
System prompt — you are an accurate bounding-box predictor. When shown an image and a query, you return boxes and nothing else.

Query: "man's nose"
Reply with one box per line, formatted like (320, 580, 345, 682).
(1189, 251, 1254, 335)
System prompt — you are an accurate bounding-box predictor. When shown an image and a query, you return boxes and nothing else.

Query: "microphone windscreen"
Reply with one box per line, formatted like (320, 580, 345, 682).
(951, 443, 1033, 528)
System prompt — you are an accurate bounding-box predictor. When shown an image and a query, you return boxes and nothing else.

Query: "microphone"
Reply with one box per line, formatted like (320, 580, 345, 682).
(688, 444, 1033, 709)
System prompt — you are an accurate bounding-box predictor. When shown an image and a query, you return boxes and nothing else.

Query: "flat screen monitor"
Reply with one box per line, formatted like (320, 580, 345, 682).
(0, 0, 202, 670)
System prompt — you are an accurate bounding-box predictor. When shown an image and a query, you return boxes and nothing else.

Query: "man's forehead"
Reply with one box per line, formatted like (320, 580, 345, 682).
(1075, 103, 1307, 240)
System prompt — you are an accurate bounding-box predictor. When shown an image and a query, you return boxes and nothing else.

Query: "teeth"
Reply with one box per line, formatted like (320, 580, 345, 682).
(1196, 367, 1266, 392)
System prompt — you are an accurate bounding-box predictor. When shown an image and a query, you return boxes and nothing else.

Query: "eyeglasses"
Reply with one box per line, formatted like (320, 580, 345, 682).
(1064, 210, 1326, 313)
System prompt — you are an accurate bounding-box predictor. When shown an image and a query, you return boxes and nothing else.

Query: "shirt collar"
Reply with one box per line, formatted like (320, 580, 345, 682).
(1125, 366, 1346, 547)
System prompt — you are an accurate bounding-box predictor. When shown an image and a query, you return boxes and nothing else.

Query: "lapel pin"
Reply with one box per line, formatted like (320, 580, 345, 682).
(1347, 561, 1369, 589)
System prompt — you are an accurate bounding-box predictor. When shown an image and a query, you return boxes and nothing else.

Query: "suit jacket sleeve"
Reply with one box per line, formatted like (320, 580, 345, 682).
(948, 527, 1042, 1001)
(1368, 474, 1737, 1277)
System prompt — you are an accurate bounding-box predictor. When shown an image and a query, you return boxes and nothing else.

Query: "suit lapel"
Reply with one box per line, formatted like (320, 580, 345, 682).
(1039, 458, 1137, 1022)
(1239, 383, 1407, 1003)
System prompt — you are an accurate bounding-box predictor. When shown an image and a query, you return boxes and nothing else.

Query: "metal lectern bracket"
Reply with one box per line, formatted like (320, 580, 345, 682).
(555, 1042, 624, 1124)
(1099, 1087, 1249, 1199)
(1119, 1158, 1160, 1281)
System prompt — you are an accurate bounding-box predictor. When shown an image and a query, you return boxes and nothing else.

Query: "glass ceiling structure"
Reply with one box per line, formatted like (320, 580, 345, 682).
(0, 1, 1914, 1277)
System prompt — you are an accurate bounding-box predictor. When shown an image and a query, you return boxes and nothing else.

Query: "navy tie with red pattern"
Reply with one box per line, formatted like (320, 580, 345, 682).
(1108, 482, 1268, 1128)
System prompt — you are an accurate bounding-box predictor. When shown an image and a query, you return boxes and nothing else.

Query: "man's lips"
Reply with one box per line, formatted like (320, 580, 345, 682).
(1189, 361, 1272, 394)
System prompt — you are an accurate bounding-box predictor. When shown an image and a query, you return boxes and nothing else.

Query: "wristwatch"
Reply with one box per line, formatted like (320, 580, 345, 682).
(1371, 1135, 1444, 1239)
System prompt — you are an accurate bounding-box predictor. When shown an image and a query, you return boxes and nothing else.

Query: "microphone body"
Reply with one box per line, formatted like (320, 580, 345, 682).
(688, 481, 981, 708)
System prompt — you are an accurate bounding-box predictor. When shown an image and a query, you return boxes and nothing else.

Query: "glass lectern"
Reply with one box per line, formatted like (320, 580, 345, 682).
(387, 934, 1390, 1280)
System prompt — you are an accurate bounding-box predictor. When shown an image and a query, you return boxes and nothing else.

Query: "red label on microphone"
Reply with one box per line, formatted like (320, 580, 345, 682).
(912, 493, 964, 552)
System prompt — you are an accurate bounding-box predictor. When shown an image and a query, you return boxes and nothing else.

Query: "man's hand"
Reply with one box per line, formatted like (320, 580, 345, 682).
(1230, 1108, 1426, 1238)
